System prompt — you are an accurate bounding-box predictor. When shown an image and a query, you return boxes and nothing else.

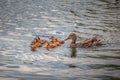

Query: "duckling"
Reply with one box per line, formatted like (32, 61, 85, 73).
(30, 37, 40, 45)
(50, 36, 56, 41)
(44, 36, 65, 50)
(50, 39, 59, 46)
(30, 36, 65, 50)
(65, 33, 102, 47)
(31, 42, 41, 48)
(78, 36, 98, 47)
(30, 37, 47, 51)
(30, 41, 42, 51)
(51, 36, 64, 44)
(40, 39, 47, 44)
(57, 39, 64, 44)
(93, 40, 102, 46)
(44, 42, 50, 49)
(50, 36, 63, 45)
(54, 41, 61, 46)
(45, 41, 56, 50)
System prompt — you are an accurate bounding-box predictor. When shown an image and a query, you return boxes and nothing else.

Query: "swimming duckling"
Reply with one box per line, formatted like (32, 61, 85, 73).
(40, 39, 47, 44)
(57, 39, 64, 44)
(30, 37, 47, 51)
(30, 41, 43, 51)
(31, 42, 42, 48)
(92, 40, 102, 46)
(44, 41, 56, 50)
(50, 36, 56, 41)
(50, 36, 64, 44)
(30, 37, 40, 45)
(44, 36, 65, 50)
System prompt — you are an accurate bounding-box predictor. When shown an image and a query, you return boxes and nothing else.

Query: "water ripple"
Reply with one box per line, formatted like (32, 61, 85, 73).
(0, 0, 120, 80)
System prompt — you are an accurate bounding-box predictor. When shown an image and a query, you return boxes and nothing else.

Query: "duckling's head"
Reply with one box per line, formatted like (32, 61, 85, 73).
(50, 36, 55, 40)
(65, 33, 77, 43)
(45, 41, 49, 46)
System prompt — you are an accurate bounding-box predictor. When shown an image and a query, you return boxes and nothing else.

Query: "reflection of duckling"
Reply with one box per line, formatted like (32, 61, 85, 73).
(65, 33, 102, 47)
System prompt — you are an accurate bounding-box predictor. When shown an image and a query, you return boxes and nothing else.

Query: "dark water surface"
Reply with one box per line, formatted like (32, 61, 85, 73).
(0, 0, 120, 80)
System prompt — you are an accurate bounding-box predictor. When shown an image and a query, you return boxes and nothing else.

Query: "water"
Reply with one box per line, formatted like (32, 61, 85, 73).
(0, 0, 120, 80)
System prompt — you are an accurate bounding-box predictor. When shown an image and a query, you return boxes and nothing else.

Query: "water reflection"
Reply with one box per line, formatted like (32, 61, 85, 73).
(70, 47, 77, 58)
(0, 0, 120, 80)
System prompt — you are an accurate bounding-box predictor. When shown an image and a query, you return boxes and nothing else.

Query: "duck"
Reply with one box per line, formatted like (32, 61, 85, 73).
(65, 33, 102, 47)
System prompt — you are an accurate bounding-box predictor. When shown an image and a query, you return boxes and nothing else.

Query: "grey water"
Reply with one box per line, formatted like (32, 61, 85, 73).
(0, 0, 120, 80)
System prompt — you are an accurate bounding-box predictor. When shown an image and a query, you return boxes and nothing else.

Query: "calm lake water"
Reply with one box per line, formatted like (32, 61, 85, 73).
(0, 0, 120, 80)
